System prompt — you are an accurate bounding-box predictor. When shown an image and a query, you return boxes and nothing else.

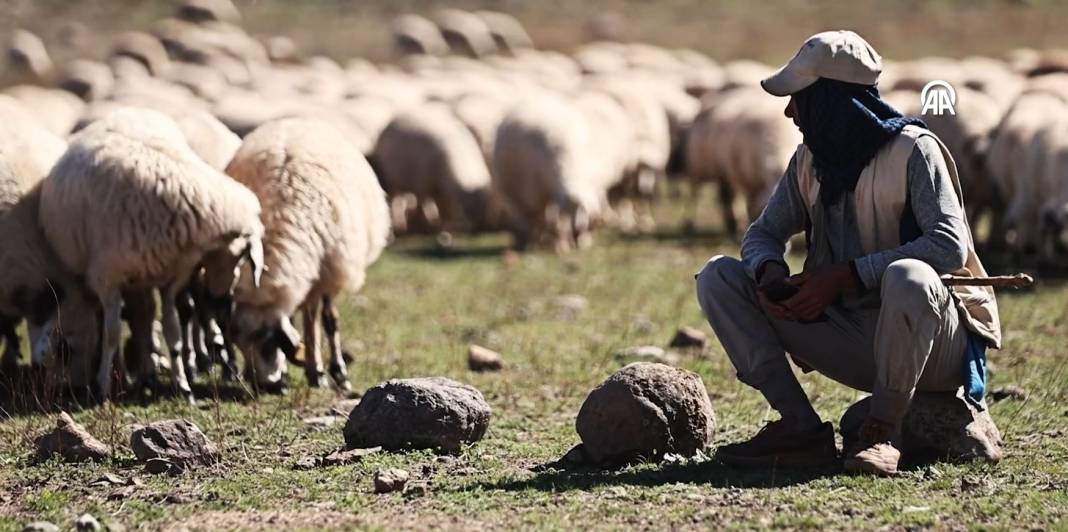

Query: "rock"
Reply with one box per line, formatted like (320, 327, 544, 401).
(75, 514, 101, 532)
(989, 385, 1028, 402)
(615, 345, 679, 365)
(302, 416, 338, 430)
(130, 420, 219, 466)
(33, 412, 111, 463)
(143, 458, 180, 475)
(293, 456, 321, 470)
(403, 481, 430, 498)
(373, 468, 410, 493)
(344, 377, 491, 453)
(322, 446, 382, 467)
(576, 363, 716, 464)
(22, 522, 59, 532)
(840, 392, 1003, 463)
(668, 327, 708, 349)
(468, 344, 503, 372)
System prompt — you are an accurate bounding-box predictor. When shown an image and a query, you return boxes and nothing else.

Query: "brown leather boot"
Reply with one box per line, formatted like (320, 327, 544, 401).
(843, 417, 901, 476)
(716, 420, 838, 467)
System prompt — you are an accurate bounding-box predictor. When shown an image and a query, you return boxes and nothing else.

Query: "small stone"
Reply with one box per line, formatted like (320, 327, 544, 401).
(302, 416, 338, 430)
(468, 344, 503, 372)
(33, 412, 111, 463)
(108, 485, 137, 501)
(615, 345, 679, 365)
(293, 456, 321, 470)
(344, 378, 491, 453)
(143, 458, 179, 475)
(373, 468, 410, 493)
(130, 420, 219, 466)
(22, 522, 59, 532)
(76, 513, 101, 532)
(989, 385, 1027, 402)
(321, 446, 381, 467)
(576, 362, 716, 464)
(403, 481, 430, 498)
(841, 392, 1002, 463)
(668, 327, 708, 349)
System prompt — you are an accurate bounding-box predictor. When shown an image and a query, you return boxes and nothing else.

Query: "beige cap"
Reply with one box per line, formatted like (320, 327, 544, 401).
(761, 30, 882, 96)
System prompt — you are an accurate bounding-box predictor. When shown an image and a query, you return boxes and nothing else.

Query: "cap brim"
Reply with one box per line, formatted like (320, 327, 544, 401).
(760, 63, 818, 97)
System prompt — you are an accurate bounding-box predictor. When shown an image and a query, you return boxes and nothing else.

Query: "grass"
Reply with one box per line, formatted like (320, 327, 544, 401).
(0, 194, 1065, 530)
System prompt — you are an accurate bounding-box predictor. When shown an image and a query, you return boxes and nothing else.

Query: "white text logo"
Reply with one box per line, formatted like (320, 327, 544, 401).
(920, 80, 956, 116)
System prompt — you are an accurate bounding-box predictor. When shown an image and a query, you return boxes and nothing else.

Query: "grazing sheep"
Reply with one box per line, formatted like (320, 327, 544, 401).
(392, 14, 449, 57)
(686, 87, 801, 236)
(59, 60, 115, 102)
(110, 32, 171, 77)
(435, 9, 497, 59)
(225, 118, 390, 393)
(3, 85, 86, 137)
(177, 0, 241, 24)
(39, 108, 265, 402)
(493, 93, 609, 252)
(475, 11, 533, 55)
(373, 103, 498, 234)
(985, 91, 1068, 252)
(6, 29, 53, 81)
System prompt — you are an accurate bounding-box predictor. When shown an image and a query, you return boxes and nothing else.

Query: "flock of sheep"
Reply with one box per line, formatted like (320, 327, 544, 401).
(2, 0, 1067, 406)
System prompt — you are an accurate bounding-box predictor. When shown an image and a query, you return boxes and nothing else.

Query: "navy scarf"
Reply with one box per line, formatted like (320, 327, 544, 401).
(793, 78, 926, 206)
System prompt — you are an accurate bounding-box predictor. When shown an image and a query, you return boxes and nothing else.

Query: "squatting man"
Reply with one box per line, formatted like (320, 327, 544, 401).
(695, 30, 1001, 475)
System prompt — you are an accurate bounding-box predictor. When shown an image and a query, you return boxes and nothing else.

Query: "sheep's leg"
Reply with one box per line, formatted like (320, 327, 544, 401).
(192, 314, 211, 375)
(123, 289, 160, 398)
(161, 289, 194, 403)
(718, 180, 738, 238)
(301, 297, 325, 388)
(0, 314, 19, 374)
(95, 292, 124, 405)
(321, 295, 351, 393)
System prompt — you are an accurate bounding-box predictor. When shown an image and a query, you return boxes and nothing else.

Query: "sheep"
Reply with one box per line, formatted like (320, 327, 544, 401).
(686, 87, 801, 236)
(110, 32, 171, 77)
(6, 29, 53, 82)
(475, 11, 533, 55)
(224, 118, 391, 393)
(984, 90, 1068, 253)
(435, 9, 497, 59)
(0, 100, 77, 378)
(392, 14, 449, 57)
(3, 85, 86, 137)
(492, 93, 610, 252)
(59, 60, 115, 102)
(177, 0, 242, 25)
(372, 103, 499, 235)
(39, 108, 265, 402)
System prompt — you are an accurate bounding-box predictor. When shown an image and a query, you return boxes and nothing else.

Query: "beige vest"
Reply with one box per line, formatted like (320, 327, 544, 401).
(795, 125, 1002, 348)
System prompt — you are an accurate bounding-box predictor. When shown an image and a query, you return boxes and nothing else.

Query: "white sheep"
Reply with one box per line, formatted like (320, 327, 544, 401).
(373, 103, 499, 235)
(435, 9, 497, 59)
(39, 108, 265, 402)
(225, 118, 390, 393)
(493, 93, 610, 252)
(392, 14, 449, 57)
(6, 29, 53, 82)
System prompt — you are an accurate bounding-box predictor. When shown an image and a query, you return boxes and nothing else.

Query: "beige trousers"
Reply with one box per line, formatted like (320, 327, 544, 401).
(695, 256, 967, 425)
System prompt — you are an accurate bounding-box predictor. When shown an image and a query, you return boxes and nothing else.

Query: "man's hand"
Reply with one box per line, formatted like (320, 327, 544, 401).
(781, 262, 858, 321)
(756, 262, 795, 321)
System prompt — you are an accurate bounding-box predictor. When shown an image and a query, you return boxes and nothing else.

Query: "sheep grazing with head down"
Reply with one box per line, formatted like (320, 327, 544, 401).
(225, 118, 390, 394)
(38, 108, 265, 403)
(372, 103, 499, 236)
(0, 97, 98, 383)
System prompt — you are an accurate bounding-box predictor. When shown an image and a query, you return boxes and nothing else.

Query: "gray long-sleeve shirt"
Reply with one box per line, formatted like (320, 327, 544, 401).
(742, 135, 969, 289)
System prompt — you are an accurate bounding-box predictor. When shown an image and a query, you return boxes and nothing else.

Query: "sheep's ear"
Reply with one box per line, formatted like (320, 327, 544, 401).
(245, 239, 265, 288)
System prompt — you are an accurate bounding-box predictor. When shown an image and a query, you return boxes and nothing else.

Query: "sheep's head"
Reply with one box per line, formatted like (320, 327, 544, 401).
(231, 306, 296, 394)
(23, 281, 102, 393)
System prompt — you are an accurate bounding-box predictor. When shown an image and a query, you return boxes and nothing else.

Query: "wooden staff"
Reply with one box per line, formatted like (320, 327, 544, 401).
(941, 273, 1035, 289)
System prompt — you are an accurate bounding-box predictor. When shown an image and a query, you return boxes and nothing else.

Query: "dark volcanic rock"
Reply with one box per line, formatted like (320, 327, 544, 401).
(344, 377, 491, 453)
(576, 362, 716, 464)
(668, 327, 708, 349)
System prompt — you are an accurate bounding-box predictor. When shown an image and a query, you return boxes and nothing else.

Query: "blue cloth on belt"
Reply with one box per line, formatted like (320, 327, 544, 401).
(964, 332, 988, 410)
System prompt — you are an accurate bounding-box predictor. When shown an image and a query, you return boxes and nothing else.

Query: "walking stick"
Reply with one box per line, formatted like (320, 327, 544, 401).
(941, 273, 1035, 289)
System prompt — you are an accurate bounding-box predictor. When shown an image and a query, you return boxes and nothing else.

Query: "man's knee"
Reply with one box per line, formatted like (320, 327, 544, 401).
(880, 259, 944, 313)
(696, 255, 747, 293)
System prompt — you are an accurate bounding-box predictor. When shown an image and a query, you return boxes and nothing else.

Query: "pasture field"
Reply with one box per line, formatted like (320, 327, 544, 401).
(0, 198, 1065, 531)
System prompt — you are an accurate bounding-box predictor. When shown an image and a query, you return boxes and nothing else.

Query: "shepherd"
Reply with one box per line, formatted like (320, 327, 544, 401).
(695, 31, 1001, 475)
